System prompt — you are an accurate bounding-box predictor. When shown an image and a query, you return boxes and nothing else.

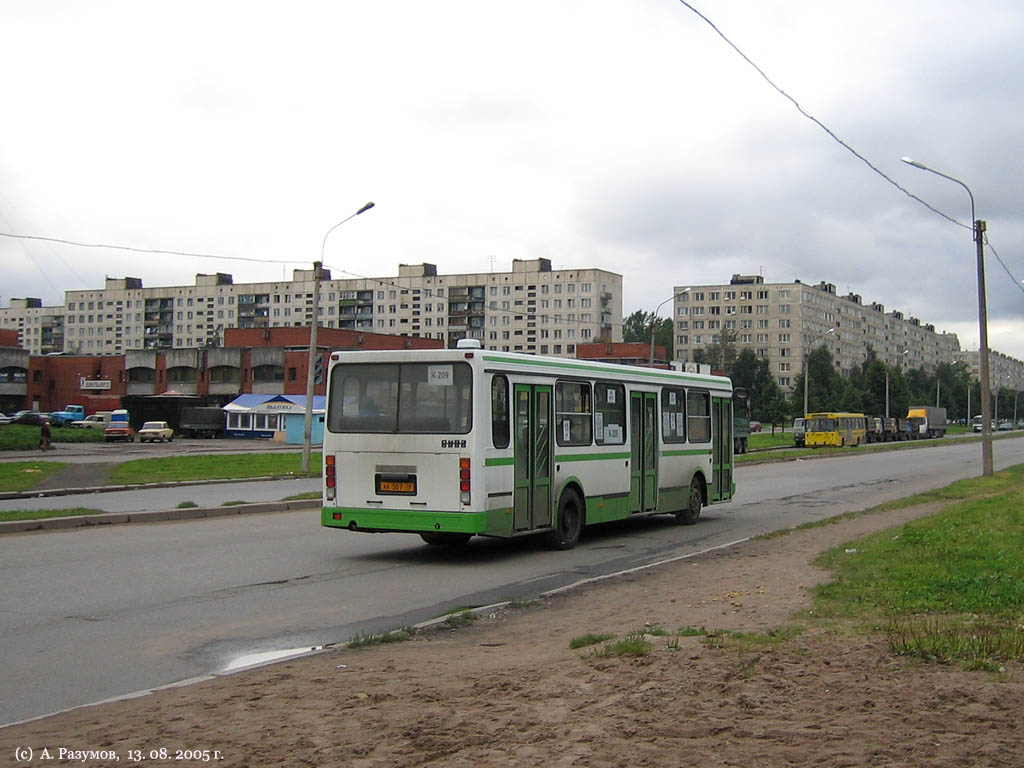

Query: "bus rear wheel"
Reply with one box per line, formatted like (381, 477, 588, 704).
(419, 532, 472, 547)
(545, 489, 583, 550)
(675, 479, 703, 526)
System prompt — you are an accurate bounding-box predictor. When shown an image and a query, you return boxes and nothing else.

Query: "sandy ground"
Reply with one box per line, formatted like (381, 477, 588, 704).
(3, 501, 1022, 768)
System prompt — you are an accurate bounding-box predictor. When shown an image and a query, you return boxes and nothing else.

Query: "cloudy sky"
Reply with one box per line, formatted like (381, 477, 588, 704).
(2, 1, 1023, 361)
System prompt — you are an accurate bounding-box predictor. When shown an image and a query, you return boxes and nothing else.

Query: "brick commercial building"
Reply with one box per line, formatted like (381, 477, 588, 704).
(0, 327, 441, 416)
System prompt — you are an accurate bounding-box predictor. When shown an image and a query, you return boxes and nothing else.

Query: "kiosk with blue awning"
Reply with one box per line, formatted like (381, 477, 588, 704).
(222, 394, 326, 443)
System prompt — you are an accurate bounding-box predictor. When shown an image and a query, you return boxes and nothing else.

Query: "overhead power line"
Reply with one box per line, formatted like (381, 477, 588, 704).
(676, 0, 1024, 299)
(0, 231, 301, 265)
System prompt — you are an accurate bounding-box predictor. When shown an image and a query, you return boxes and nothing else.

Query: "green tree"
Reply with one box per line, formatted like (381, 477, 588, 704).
(622, 310, 656, 343)
(696, 329, 738, 375)
(731, 349, 774, 419)
(622, 310, 673, 361)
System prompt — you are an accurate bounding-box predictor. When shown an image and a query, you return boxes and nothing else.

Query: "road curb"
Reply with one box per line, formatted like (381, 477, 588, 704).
(0, 474, 318, 502)
(0, 499, 321, 535)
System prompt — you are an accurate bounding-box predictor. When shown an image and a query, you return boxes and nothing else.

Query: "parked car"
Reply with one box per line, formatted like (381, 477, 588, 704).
(103, 420, 135, 442)
(0, 412, 12, 426)
(749, 420, 762, 433)
(137, 421, 174, 443)
(11, 410, 50, 426)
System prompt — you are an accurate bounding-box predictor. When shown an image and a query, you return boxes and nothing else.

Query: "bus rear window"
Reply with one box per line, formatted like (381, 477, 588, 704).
(807, 417, 836, 432)
(327, 362, 472, 434)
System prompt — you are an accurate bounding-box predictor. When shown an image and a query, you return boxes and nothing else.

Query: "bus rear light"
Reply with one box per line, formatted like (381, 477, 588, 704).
(459, 458, 470, 502)
(325, 455, 336, 488)
(332, 512, 342, 520)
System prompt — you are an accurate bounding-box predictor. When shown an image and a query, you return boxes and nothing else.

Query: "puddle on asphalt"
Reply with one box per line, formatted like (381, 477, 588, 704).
(221, 646, 325, 673)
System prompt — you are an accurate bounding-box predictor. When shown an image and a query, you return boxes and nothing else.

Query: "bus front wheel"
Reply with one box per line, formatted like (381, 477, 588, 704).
(545, 490, 583, 550)
(675, 479, 703, 526)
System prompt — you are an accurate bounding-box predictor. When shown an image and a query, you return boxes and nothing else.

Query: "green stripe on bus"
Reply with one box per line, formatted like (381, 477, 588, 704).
(484, 457, 515, 467)
(480, 354, 728, 386)
(662, 448, 713, 457)
(554, 451, 631, 462)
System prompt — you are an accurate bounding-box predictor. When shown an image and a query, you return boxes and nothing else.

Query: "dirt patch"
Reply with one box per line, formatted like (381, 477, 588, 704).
(31, 462, 117, 491)
(3, 501, 1022, 767)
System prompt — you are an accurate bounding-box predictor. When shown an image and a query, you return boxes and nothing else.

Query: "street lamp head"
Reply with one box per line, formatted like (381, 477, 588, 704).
(901, 156, 927, 170)
(356, 202, 375, 215)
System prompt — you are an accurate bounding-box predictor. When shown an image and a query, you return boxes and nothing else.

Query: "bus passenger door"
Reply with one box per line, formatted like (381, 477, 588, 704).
(514, 384, 552, 531)
(629, 392, 658, 513)
(710, 396, 733, 502)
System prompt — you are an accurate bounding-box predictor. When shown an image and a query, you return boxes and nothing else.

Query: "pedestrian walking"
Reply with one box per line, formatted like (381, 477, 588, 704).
(39, 420, 52, 451)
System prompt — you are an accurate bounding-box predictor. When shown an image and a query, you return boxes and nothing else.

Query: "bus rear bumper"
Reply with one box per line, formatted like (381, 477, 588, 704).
(321, 506, 491, 535)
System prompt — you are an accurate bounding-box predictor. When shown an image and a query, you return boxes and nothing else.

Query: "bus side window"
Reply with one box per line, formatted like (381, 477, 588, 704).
(687, 390, 711, 443)
(555, 380, 592, 446)
(661, 387, 686, 443)
(594, 382, 625, 445)
(491, 375, 510, 449)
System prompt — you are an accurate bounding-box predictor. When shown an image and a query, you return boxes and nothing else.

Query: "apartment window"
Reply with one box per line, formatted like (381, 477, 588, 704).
(779, 319, 791, 328)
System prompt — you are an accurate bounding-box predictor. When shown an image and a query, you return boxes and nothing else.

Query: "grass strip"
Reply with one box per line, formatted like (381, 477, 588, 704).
(811, 464, 1024, 667)
(0, 424, 103, 451)
(0, 461, 71, 492)
(108, 453, 321, 484)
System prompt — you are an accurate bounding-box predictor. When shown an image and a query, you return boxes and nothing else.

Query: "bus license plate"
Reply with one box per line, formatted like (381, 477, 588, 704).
(376, 475, 417, 495)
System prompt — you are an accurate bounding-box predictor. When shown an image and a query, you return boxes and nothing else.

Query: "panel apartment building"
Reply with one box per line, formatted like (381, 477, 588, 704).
(672, 274, 963, 391)
(0, 258, 622, 357)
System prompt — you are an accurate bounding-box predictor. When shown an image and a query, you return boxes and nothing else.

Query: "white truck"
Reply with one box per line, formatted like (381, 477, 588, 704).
(906, 405, 947, 439)
(71, 412, 113, 430)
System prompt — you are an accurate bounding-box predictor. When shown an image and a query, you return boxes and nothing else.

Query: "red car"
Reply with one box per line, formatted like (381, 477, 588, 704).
(103, 420, 135, 442)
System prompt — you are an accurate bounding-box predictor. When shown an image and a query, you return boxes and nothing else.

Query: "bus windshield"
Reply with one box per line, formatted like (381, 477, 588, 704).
(806, 417, 836, 432)
(327, 362, 473, 434)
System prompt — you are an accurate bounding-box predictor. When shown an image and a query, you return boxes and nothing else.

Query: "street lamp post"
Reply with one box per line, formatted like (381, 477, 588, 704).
(901, 157, 992, 476)
(301, 202, 375, 475)
(802, 327, 834, 417)
(649, 288, 690, 366)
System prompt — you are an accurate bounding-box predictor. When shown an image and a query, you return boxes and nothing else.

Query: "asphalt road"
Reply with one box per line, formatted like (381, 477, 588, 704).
(2, 436, 1023, 726)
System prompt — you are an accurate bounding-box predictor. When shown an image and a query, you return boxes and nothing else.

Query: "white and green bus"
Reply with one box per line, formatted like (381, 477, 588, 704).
(321, 341, 735, 549)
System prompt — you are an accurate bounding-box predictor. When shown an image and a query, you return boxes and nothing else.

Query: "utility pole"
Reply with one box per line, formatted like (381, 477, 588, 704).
(975, 219, 994, 476)
(301, 261, 323, 474)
